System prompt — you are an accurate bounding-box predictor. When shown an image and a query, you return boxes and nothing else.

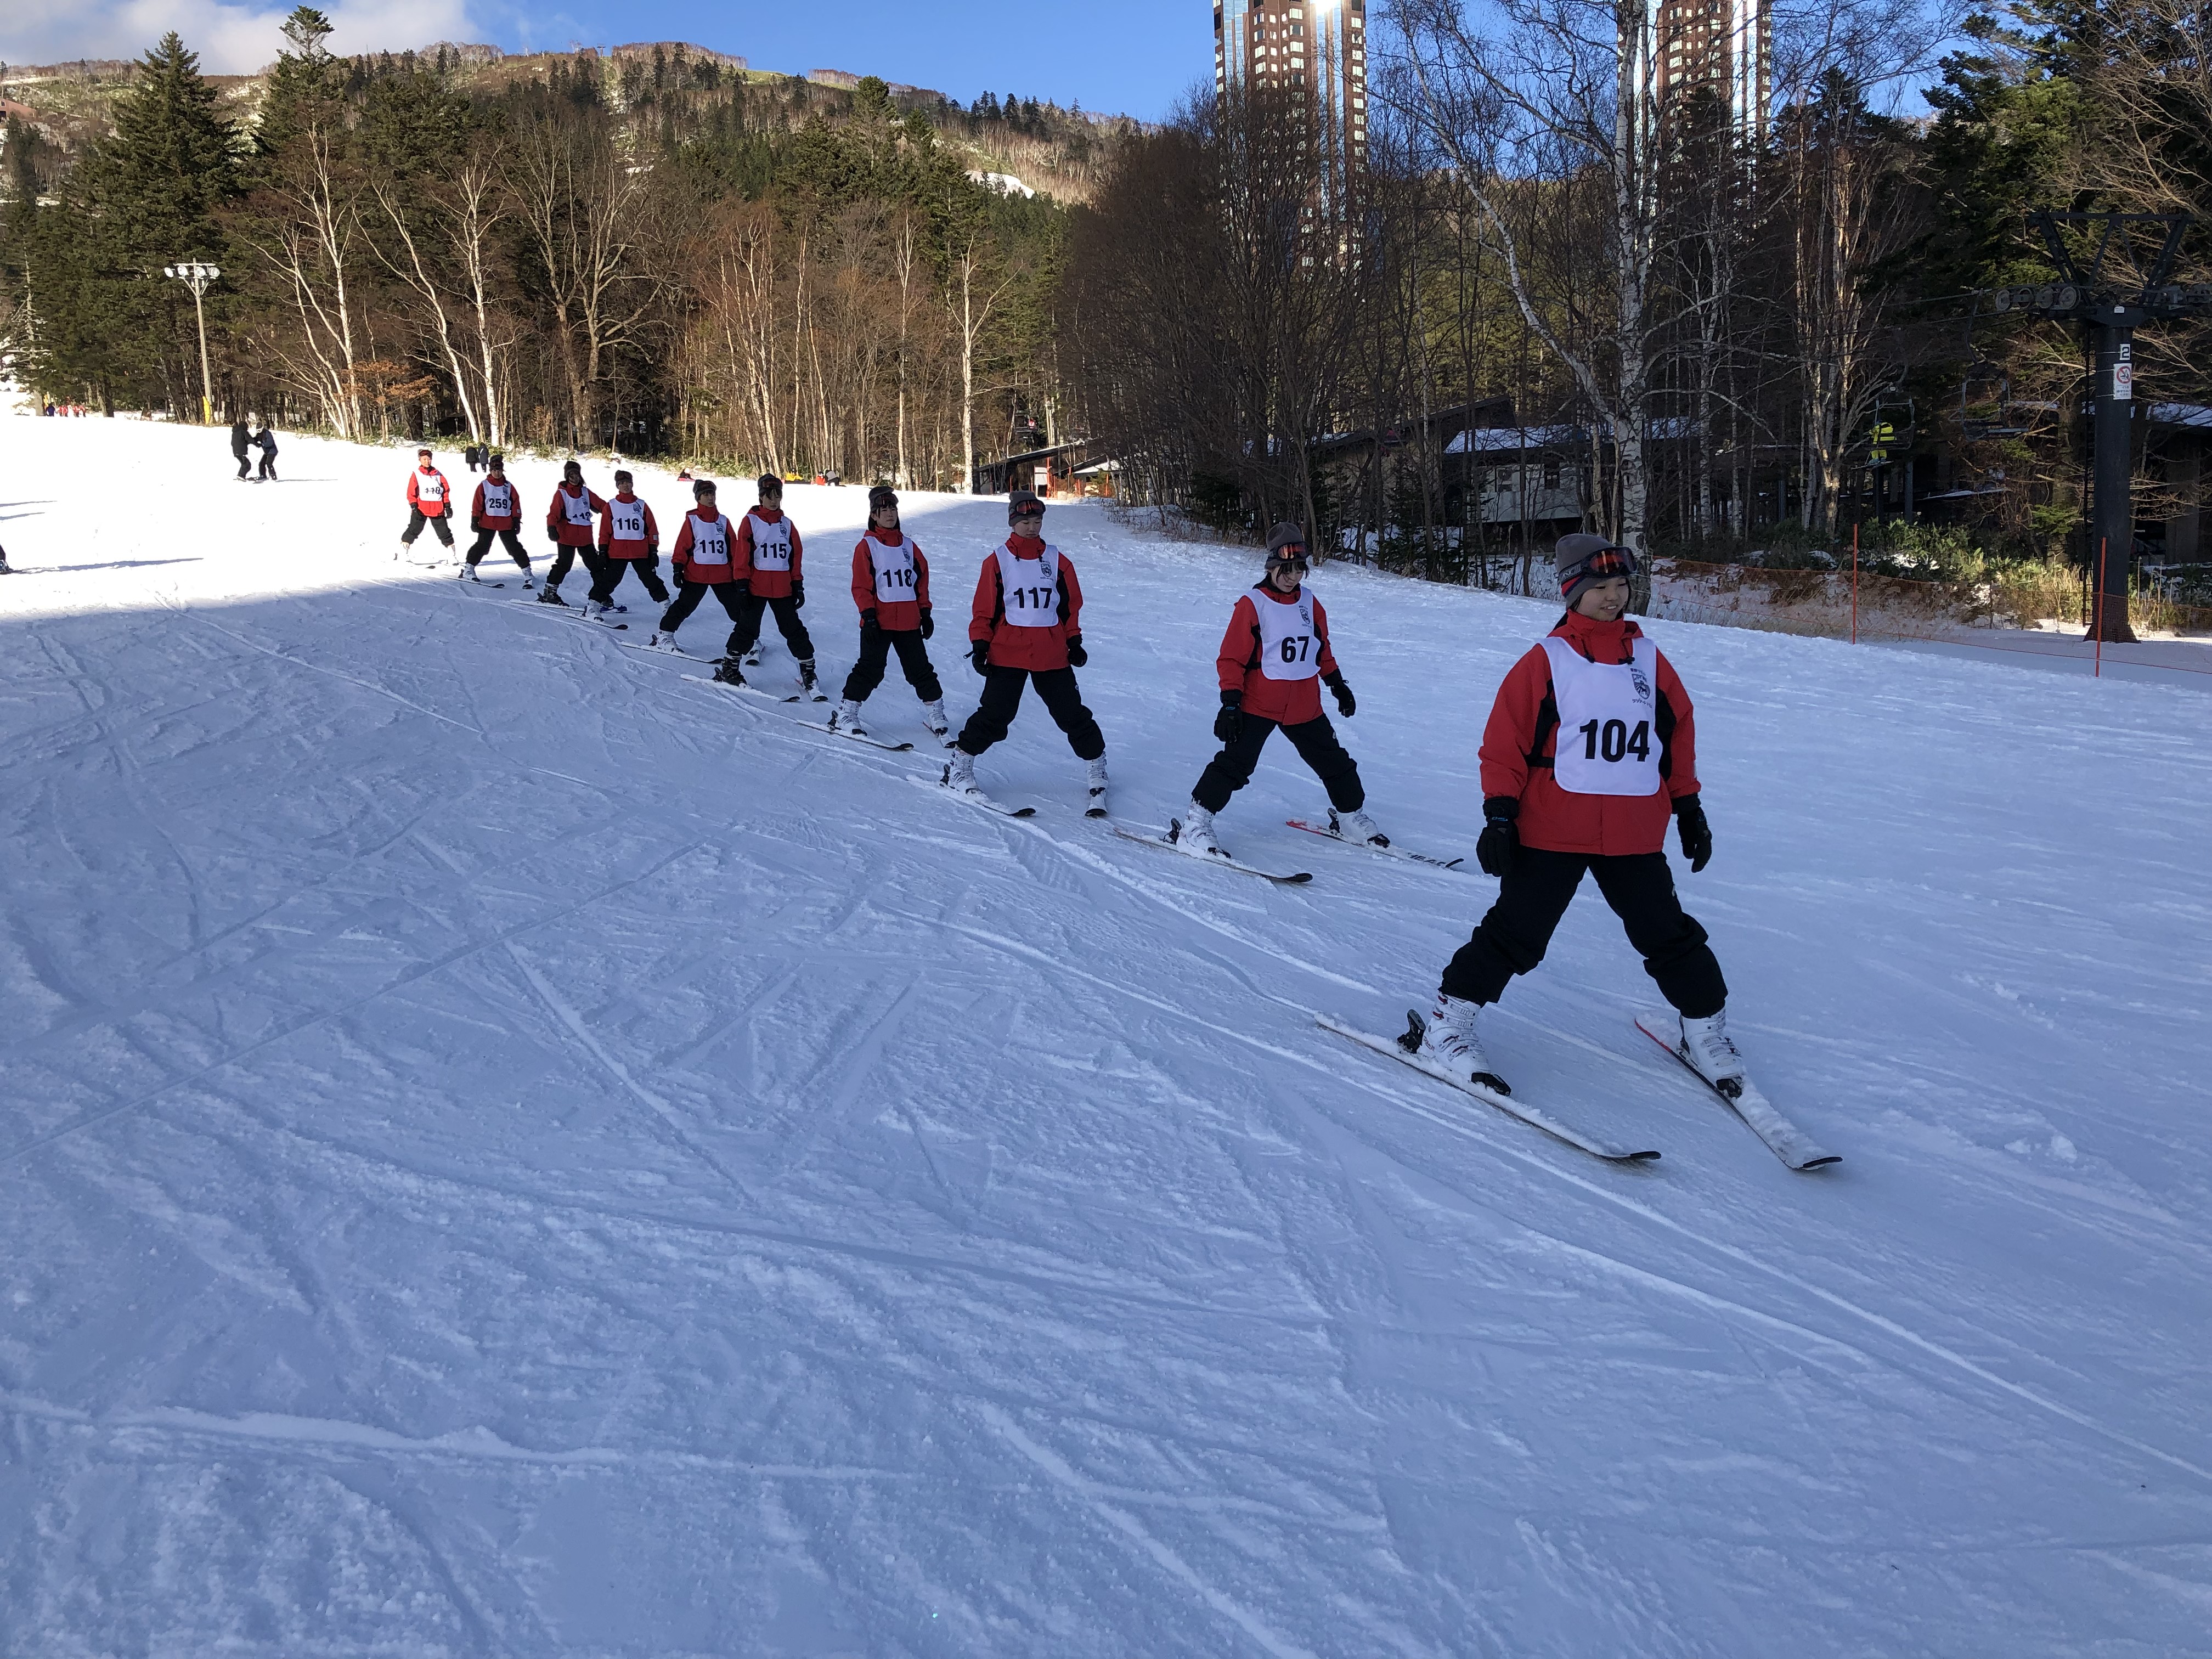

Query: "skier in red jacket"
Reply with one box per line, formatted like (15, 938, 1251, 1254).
(1413, 533, 1735, 1097)
(399, 449, 455, 561)
(539, 460, 608, 608)
(460, 453, 533, 585)
(1171, 521, 1385, 859)
(943, 490, 1108, 811)
(729, 474, 820, 697)
(586, 469, 670, 615)
(831, 485, 950, 741)
(651, 478, 750, 682)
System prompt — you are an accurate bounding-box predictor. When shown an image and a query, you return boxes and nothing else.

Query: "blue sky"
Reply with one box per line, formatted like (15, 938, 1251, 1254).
(4, 0, 1215, 121)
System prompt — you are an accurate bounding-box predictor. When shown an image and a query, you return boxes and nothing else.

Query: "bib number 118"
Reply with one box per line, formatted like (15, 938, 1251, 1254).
(1578, 718, 1650, 763)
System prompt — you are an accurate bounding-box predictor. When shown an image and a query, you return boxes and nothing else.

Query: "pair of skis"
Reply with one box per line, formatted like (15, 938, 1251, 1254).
(1107, 814, 1469, 888)
(1320, 1007, 1839, 1171)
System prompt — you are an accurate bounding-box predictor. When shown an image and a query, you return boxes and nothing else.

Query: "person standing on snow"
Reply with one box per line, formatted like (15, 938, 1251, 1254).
(253, 421, 278, 482)
(830, 485, 950, 742)
(944, 490, 1108, 811)
(651, 478, 751, 681)
(1411, 533, 1733, 1098)
(230, 416, 253, 481)
(540, 459, 608, 608)
(460, 453, 533, 585)
(586, 469, 670, 616)
(729, 473, 821, 697)
(1172, 521, 1385, 859)
(399, 448, 456, 560)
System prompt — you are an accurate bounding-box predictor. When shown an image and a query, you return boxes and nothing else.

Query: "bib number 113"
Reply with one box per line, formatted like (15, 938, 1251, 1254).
(1578, 718, 1650, 763)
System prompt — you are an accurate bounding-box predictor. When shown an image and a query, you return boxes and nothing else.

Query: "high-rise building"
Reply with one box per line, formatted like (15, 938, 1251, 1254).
(1652, 0, 1770, 141)
(1214, 0, 1368, 227)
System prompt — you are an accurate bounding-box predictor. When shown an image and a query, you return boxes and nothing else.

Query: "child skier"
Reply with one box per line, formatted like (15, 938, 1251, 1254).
(1173, 521, 1385, 859)
(399, 449, 455, 560)
(253, 422, 278, 481)
(540, 460, 607, 608)
(1413, 533, 1732, 1097)
(945, 490, 1108, 810)
(587, 469, 670, 616)
(653, 478, 749, 682)
(461, 454, 533, 585)
(730, 473, 820, 697)
(830, 485, 949, 741)
(230, 417, 252, 481)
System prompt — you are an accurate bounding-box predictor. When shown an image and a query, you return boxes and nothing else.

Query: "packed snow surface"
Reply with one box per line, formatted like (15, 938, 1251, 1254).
(2, 415, 2208, 1657)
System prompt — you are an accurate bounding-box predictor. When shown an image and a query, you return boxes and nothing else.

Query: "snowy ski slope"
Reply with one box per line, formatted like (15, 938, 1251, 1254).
(2, 414, 2208, 1657)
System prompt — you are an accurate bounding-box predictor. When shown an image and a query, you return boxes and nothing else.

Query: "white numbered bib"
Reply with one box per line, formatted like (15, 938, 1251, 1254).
(559, 488, 594, 528)
(995, 543, 1061, 628)
(747, 512, 793, 571)
(686, 512, 731, 565)
(870, 535, 919, 602)
(1250, 585, 1319, 681)
(479, 481, 515, 518)
(607, 498, 649, 541)
(416, 471, 446, 504)
(1541, 635, 1662, 797)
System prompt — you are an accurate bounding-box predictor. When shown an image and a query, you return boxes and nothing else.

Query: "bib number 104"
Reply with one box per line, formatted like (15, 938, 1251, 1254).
(1578, 718, 1651, 763)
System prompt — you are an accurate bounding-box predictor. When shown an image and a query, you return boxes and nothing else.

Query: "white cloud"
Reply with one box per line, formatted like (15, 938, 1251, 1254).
(1, 0, 477, 76)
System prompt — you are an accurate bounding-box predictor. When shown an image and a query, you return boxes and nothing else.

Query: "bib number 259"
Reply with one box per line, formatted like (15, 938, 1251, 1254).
(1578, 718, 1650, 763)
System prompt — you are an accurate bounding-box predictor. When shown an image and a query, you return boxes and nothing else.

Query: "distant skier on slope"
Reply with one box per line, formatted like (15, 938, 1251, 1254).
(586, 469, 670, 617)
(944, 489, 1109, 812)
(253, 421, 278, 482)
(730, 473, 821, 697)
(1171, 521, 1385, 859)
(540, 459, 607, 608)
(651, 478, 749, 681)
(830, 485, 949, 741)
(399, 449, 456, 561)
(229, 416, 253, 481)
(1411, 533, 1734, 1097)
(460, 453, 533, 585)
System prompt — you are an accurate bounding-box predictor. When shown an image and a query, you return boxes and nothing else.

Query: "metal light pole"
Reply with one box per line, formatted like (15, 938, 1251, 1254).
(162, 260, 222, 426)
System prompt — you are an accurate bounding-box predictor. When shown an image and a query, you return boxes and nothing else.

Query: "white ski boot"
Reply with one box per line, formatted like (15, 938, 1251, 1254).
(1085, 757, 1110, 817)
(943, 749, 984, 796)
(1330, 807, 1390, 847)
(455, 563, 474, 580)
(1410, 994, 1509, 1094)
(1169, 802, 1223, 857)
(799, 658, 824, 701)
(830, 698, 867, 737)
(1679, 1009, 1747, 1098)
(921, 699, 951, 743)
(586, 598, 615, 619)
(743, 647, 763, 668)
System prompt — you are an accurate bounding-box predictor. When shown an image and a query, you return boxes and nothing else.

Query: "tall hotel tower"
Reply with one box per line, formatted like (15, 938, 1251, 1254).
(1214, 0, 1368, 229)
(1652, 0, 1770, 141)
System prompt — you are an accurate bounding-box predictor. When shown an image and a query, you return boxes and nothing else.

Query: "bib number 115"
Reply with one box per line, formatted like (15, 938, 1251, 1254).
(1578, 718, 1650, 763)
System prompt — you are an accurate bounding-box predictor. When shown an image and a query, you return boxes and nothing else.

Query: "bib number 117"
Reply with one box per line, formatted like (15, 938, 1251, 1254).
(1578, 719, 1650, 763)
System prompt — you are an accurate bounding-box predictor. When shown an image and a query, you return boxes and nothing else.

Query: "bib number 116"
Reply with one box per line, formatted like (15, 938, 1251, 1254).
(1578, 718, 1650, 763)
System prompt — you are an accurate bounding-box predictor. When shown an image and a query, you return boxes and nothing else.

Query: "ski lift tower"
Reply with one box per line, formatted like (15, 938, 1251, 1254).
(1992, 211, 2212, 642)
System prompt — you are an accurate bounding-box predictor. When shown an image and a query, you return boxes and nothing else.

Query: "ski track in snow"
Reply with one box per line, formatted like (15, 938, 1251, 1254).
(2, 416, 2209, 1657)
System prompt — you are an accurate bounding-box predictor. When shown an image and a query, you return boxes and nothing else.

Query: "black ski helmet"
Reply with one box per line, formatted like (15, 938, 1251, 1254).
(1263, 521, 1310, 570)
(868, 484, 899, 514)
(1007, 489, 1046, 523)
(758, 472, 783, 495)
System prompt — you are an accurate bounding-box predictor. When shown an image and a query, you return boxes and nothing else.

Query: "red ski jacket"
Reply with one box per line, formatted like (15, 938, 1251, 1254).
(969, 536, 1084, 672)
(1479, 610, 1700, 857)
(469, 479, 519, 530)
(407, 466, 452, 517)
(670, 509, 742, 585)
(547, 482, 607, 548)
(849, 527, 933, 631)
(1216, 584, 1341, 726)
(597, 493, 660, 560)
(735, 507, 803, 600)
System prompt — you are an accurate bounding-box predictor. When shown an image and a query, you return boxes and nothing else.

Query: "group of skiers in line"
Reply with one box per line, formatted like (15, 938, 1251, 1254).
(228, 418, 279, 482)
(394, 448, 1753, 1103)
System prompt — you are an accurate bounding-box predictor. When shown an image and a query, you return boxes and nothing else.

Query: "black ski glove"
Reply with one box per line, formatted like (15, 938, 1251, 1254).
(732, 579, 752, 599)
(544, 524, 560, 544)
(791, 578, 805, 608)
(1325, 670, 1355, 718)
(1213, 690, 1243, 745)
(919, 606, 934, 639)
(969, 639, 991, 675)
(1675, 794, 1713, 873)
(470, 515, 483, 534)
(860, 607, 881, 635)
(1066, 633, 1088, 668)
(1476, 797, 1520, 878)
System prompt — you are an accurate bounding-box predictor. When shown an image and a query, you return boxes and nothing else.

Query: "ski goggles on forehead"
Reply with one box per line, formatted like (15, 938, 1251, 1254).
(1564, 548, 1638, 585)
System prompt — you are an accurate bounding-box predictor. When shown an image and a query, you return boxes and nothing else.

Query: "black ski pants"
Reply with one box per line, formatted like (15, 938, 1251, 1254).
(589, 554, 670, 607)
(402, 508, 455, 550)
(842, 625, 941, 704)
(467, 526, 532, 572)
(546, 542, 608, 591)
(233, 448, 251, 479)
(256, 452, 277, 481)
(659, 579, 749, 655)
(1194, 712, 1363, 815)
(733, 592, 815, 662)
(956, 665, 1104, 761)
(1441, 848, 1726, 1019)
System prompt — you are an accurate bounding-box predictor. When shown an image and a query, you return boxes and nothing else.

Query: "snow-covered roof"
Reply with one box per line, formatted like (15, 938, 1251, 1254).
(1446, 424, 1585, 455)
(2150, 402, 2212, 430)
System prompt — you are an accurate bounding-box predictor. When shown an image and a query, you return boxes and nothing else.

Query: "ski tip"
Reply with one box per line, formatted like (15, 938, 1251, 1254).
(1796, 1153, 1844, 1171)
(1281, 871, 1314, 884)
(1085, 807, 1109, 819)
(1622, 1148, 1664, 1163)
